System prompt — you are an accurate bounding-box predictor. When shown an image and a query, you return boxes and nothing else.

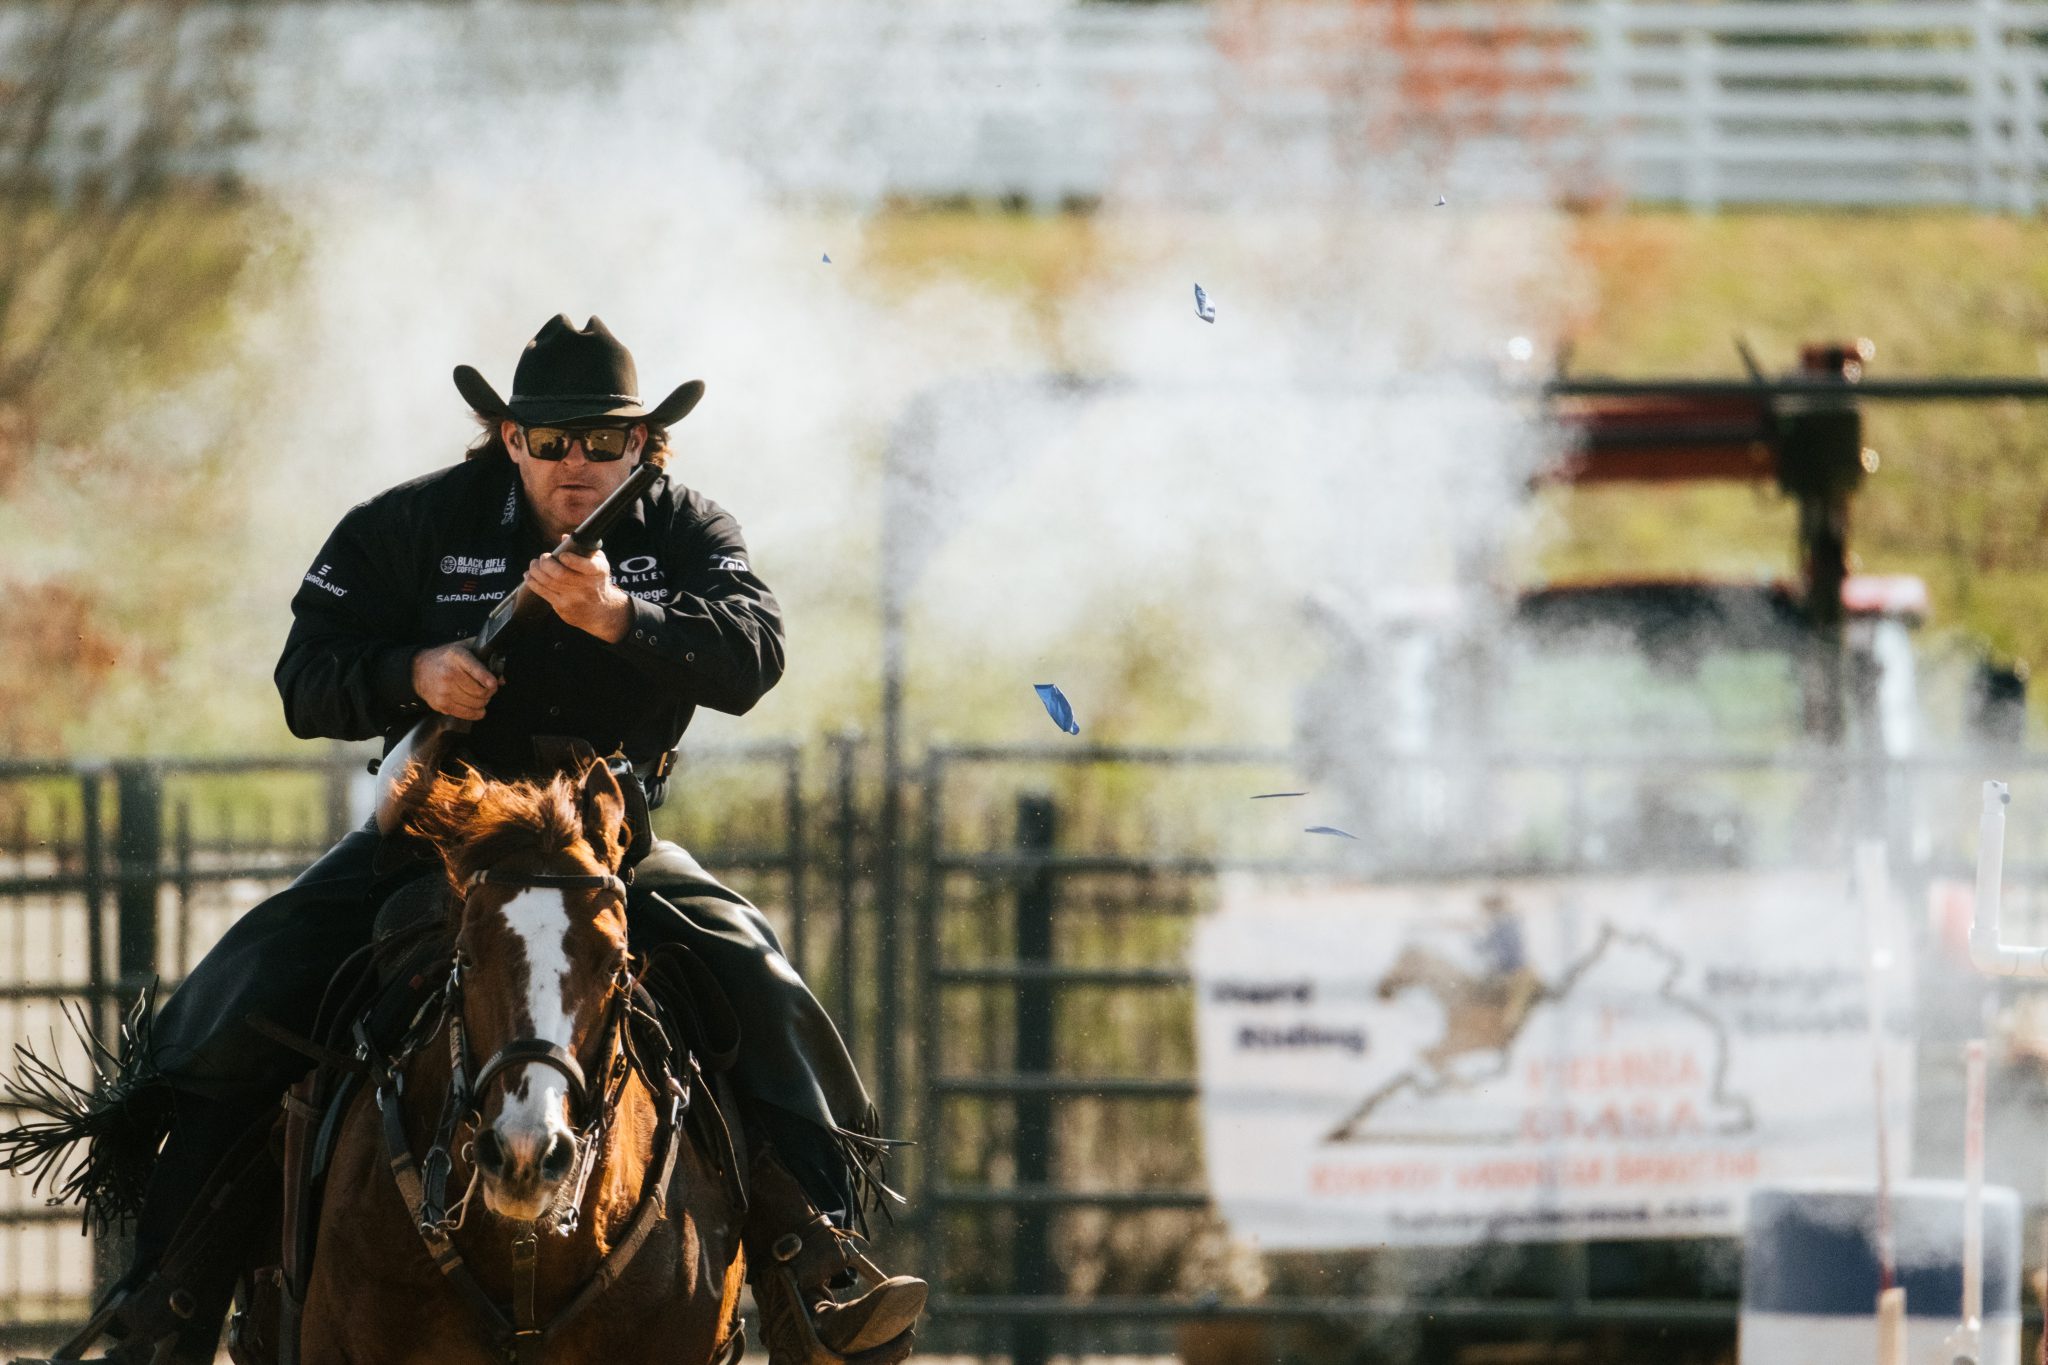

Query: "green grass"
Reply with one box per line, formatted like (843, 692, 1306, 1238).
(1553, 212, 2048, 699)
(865, 207, 2048, 721)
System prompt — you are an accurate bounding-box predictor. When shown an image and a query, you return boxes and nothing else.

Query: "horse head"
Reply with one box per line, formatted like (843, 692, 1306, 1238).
(407, 759, 633, 1222)
(1377, 942, 1466, 1003)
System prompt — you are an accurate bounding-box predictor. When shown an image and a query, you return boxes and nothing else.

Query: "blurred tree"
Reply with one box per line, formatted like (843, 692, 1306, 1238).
(0, 0, 254, 478)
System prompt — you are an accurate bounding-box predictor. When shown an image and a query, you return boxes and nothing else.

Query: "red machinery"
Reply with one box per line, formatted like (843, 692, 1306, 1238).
(1540, 340, 2038, 742)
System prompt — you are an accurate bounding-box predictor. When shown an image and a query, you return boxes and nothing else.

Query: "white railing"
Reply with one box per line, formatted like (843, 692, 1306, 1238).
(815, 0, 2048, 211)
(16, 0, 2048, 211)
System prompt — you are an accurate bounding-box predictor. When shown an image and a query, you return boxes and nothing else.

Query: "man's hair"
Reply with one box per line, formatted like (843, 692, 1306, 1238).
(465, 414, 672, 469)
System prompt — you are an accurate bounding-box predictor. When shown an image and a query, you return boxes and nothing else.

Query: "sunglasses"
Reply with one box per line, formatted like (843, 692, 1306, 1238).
(520, 425, 634, 462)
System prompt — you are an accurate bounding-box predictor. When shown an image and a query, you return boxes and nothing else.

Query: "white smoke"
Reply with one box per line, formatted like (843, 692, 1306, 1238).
(116, 0, 1574, 752)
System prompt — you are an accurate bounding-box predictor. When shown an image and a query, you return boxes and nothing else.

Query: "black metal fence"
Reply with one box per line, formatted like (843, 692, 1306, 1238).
(0, 742, 822, 1340)
(906, 742, 2048, 1363)
(5, 740, 2048, 1361)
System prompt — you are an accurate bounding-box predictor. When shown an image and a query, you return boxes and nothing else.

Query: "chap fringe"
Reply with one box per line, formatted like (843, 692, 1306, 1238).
(0, 987, 172, 1235)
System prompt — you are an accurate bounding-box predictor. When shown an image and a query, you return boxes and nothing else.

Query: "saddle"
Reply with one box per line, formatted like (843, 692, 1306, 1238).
(223, 874, 749, 1365)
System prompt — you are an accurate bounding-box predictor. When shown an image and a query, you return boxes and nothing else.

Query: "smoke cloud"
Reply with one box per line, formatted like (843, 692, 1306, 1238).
(120, 0, 1574, 753)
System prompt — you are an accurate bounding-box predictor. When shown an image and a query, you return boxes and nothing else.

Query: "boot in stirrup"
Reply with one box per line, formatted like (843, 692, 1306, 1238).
(744, 1149, 925, 1364)
(14, 1270, 205, 1365)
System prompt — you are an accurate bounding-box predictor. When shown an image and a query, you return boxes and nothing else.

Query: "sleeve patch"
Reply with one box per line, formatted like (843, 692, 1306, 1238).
(302, 562, 349, 597)
(713, 554, 748, 572)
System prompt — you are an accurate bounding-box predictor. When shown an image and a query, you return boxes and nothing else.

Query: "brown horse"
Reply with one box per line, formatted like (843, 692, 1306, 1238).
(1321, 943, 1551, 1142)
(1374, 942, 1545, 1073)
(297, 761, 745, 1365)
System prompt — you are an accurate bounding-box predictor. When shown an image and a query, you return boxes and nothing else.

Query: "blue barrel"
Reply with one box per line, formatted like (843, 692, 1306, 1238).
(1741, 1180, 2022, 1365)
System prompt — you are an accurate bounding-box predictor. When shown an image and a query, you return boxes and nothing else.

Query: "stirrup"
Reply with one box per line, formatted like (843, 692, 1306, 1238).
(751, 1246, 917, 1365)
(806, 1232, 925, 1352)
(13, 1281, 186, 1364)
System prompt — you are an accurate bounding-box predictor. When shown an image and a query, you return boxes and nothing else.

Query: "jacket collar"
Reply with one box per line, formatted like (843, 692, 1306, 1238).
(480, 450, 662, 547)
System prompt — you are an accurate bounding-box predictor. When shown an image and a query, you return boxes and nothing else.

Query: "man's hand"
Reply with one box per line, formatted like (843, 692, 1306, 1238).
(524, 543, 633, 643)
(412, 642, 499, 720)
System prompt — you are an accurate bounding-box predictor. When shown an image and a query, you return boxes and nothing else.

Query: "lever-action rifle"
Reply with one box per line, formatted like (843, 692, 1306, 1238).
(372, 461, 662, 832)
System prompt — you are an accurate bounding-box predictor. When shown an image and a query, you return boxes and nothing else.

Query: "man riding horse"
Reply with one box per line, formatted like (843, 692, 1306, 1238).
(17, 316, 925, 1363)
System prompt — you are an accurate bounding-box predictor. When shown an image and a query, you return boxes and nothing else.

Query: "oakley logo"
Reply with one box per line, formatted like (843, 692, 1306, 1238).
(617, 555, 659, 575)
(440, 555, 508, 576)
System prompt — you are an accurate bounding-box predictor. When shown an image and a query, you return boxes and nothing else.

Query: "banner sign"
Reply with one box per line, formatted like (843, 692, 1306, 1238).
(1193, 873, 1912, 1248)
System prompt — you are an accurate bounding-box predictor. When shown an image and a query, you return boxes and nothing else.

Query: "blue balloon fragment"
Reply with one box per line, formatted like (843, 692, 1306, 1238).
(822, 252, 832, 263)
(1193, 282, 1215, 323)
(1305, 825, 1359, 840)
(1034, 683, 1080, 736)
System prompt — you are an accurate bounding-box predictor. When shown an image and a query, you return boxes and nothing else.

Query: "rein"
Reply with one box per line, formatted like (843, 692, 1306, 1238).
(369, 863, 724, 1365)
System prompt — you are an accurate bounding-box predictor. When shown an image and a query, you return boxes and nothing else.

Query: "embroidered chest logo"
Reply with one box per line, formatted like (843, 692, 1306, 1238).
(615, 554, 665, 583)
(615, 553, 667, 600)
(440, 554, 509, 576)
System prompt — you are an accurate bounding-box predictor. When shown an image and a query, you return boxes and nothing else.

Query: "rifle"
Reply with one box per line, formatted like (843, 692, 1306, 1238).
(372, 461, 662, 832)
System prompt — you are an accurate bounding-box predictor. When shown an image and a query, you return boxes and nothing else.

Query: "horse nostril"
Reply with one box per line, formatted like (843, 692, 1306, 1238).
(474, 1128, 507, 1176)
(539, 1134, 575, 1181)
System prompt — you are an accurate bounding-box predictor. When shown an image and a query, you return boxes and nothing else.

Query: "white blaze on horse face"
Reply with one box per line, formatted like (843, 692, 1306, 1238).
(495, 888, 578, 1142)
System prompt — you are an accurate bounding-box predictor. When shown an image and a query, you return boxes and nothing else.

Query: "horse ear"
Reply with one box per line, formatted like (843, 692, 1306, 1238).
(577, 759, 628, 872)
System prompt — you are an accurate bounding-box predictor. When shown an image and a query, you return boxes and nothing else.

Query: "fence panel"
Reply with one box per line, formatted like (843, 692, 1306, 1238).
(24, 0, 2048, 211)
(6, 739, 2046, 1354)
(0, 744, 812, 1347)
(911, 742, 2048, 1360)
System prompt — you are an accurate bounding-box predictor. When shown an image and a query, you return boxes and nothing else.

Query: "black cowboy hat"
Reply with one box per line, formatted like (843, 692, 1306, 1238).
(453, 314, 705, 428)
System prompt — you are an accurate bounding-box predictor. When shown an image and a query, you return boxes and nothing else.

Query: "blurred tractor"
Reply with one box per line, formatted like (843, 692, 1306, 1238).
(1298, 340, 2027, 871)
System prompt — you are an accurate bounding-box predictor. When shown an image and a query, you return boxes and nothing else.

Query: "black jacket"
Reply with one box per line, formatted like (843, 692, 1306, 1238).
(275, 453, 785, 779)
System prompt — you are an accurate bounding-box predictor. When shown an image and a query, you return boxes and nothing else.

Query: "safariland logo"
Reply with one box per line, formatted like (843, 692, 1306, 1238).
(440, 554, 509, 576)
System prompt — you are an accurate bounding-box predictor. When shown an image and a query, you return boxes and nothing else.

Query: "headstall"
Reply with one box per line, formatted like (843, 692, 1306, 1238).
(367, 862, 705, 1365)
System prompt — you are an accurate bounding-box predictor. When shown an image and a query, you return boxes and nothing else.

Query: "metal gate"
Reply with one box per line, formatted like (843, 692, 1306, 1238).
(907, 741, 2048, 1362)
(6, 740, 2048, 1359)
(0, 742, 813, 1347)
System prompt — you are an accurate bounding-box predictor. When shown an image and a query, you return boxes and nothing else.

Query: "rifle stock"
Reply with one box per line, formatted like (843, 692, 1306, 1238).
(372, 462, 661, 833)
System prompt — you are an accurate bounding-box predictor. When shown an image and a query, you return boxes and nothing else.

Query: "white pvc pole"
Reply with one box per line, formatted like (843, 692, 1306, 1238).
(1970, 780, 2048, 978)
(1859, 842, 1900, 1314)
(1876, 1286, 1908, 1365)
(1965, 1038, 1986, 1331)
(1966, 1039, 1982, 1326)
(1946, 1039, 1988, 1365)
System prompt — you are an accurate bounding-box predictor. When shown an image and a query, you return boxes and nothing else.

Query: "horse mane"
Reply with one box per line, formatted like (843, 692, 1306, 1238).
(404, 764, 599, 887)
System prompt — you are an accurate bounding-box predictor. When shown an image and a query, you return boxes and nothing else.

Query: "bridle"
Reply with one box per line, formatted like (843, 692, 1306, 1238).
(368, 862, 737, 1365)
(455, 866, 634, 1143)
